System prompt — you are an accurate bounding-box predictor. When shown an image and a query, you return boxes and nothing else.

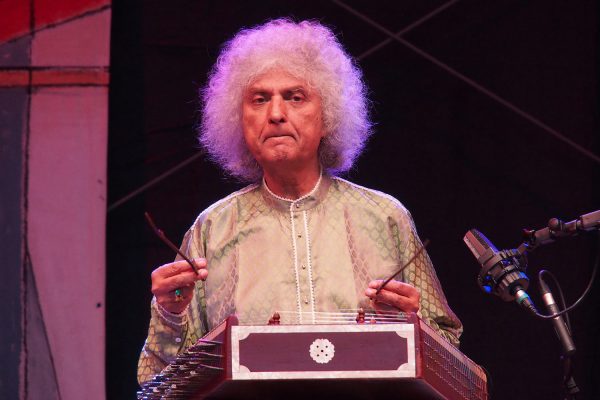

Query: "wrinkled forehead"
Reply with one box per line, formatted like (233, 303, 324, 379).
(247, 68, 306, 89)
(243, 66, 319, 97)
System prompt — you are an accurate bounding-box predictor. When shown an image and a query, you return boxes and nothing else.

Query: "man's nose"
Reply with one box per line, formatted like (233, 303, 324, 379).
(268, 96, 286, 124)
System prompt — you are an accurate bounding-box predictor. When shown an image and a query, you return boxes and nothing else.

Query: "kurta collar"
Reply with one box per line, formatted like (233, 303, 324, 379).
(261, 172, 332, 212)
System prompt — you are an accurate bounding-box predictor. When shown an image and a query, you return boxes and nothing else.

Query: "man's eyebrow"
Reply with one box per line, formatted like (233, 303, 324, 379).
(247, 85, 307, 93)
(244, 89, 269, 101)
(286, 86, 307, 93)
(246, 85, 268, 93)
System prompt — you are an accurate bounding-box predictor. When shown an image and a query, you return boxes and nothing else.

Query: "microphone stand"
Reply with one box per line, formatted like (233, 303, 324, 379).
(467, 210, 599, 399)
(519, 210, 600, 399)
(496, 210, 598, 399)
(562, 357, 579, 400)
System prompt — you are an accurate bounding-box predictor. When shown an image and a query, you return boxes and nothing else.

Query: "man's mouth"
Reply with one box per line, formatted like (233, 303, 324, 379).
(264, 132, 294, 141)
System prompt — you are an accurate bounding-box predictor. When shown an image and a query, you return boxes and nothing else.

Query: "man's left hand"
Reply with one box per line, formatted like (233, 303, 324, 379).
(365, 280, 420, 313)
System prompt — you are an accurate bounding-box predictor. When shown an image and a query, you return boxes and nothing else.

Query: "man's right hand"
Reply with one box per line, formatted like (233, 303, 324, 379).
(151, 258, 208, 314)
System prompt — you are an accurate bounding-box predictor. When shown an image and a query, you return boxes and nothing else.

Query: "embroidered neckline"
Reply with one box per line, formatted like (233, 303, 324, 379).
(262, 168, 323, 203)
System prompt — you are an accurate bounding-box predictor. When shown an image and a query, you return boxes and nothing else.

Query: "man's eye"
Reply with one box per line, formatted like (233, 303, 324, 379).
(252, 96, 266, 104)
(291, 95, 304, 102)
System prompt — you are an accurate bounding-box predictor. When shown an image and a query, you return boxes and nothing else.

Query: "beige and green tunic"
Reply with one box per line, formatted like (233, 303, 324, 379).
(138, 175, 462, 384)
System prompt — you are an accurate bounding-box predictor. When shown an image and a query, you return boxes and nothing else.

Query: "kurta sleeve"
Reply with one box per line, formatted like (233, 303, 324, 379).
(137, 218, 210, 385)
(393, 208, 463, 346)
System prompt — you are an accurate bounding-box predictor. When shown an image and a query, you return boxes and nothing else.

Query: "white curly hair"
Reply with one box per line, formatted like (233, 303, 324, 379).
(199, 18, 372, 182)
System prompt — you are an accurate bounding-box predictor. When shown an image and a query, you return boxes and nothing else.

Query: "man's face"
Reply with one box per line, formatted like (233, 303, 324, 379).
(242, 68, 325, 171)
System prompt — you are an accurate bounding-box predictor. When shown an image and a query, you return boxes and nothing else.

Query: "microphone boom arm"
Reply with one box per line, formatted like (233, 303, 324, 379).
(522, 209, 600, 251)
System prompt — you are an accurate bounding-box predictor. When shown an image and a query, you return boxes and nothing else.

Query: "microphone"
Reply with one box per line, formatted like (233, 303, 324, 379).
(463, 229, 538, 314)
(539, 276, 576, 356)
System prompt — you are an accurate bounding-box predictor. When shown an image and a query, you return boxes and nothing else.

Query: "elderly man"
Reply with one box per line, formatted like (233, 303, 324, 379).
(138, 19, 462, 384)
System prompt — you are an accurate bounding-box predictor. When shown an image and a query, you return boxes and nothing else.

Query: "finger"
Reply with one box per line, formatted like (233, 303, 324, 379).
(160, 271, 198, 292)
(188, 258, 208, 277)
(197, 266, 209, 281)
(370, 298, 398, 313)
(368, 279, 418, 297)
(152, 260, 191, 280)
(155, 281, 197, 310)
(152, 271, 199, 295)
(153, 258, 207, 279)
(157, 283, 193, 301)
(373, 288, 419, 312)
(365, 281, 420, 313)
(156, 292, 194, 313)
(175, 283, 195, 300)
(187, 258, 208, 280)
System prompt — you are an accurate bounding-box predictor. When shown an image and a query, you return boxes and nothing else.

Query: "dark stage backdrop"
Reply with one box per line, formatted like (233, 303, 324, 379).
(107, 1, 599, 399)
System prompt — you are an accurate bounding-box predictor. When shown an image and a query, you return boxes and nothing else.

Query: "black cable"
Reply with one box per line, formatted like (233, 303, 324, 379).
(538, 270, 572, 330)
(529, 233, 599, 320)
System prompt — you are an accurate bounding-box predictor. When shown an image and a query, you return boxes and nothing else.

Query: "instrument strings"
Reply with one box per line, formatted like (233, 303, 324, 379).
(267, 309, 408, 324)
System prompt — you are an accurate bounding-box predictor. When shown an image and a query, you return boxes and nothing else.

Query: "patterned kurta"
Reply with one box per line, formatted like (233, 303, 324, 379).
(138, 175, 463, 383)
